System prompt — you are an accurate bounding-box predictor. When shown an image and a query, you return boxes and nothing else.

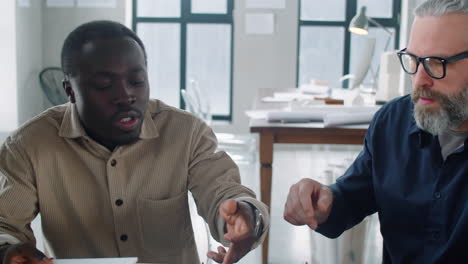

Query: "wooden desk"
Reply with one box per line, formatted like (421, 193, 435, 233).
(249, 88, 368, 264)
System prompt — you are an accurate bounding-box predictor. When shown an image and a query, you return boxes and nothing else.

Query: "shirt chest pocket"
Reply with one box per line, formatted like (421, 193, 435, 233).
(137, 192, 192, 256)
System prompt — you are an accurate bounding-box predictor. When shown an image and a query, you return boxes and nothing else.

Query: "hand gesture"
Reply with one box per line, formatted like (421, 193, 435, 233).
(283, 178, 333, 229)
(3, 243, 53, 264)
(207, 200, 257, 264)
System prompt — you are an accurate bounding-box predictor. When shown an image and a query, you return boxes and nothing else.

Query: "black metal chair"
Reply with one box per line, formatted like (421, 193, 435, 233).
(39, 67, 68, 105)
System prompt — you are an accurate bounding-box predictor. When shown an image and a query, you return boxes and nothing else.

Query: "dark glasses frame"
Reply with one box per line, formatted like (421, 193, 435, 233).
(397, 48, 468, 79)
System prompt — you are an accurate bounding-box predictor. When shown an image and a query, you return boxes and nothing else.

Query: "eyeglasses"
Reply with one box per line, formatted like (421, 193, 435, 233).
(397, 48, 468, 79)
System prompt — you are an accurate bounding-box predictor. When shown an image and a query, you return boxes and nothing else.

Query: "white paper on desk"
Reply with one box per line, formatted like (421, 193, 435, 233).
(272, 92, 314, 101)
(245, 110, 270, 119)
(267, 106, 380, 123)
(54, 257, 138, 264)
(261, 96, 290, 103)
(245, 13, 274, 35)
(267, 111, 324, 122)
(246, 0, 285, 9)
(323, 111, 378, 127)
(299, 84, 329, 95)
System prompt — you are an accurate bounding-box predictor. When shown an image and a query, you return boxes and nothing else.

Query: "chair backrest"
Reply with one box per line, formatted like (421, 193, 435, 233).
(39, 67, 68, 105)
(181, 79, 212, 125)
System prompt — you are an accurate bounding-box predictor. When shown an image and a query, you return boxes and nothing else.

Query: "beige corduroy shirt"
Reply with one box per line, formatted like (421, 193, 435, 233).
(0, 99, 269, 264)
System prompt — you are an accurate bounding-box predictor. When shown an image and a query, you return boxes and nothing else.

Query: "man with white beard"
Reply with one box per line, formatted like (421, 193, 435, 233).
(283, 0, 468, 262)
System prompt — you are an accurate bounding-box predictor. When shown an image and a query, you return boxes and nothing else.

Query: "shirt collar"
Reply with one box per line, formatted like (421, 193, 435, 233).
(409, 115, 468, 150)
(139, 108, 159, 139)
(59, 103, 87, 139)
(59, 103, 159, 140)
(409, 105, 432, 148)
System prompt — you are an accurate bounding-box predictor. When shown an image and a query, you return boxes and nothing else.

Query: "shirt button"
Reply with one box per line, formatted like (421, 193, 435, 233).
(434, 192, 441, 199)
(115, 199, 123, 206)
(110, 159, 117, 167)
(120, 234, 128, 241)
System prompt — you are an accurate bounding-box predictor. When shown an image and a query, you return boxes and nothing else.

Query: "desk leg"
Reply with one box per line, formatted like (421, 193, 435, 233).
(259, 132, 274, 264)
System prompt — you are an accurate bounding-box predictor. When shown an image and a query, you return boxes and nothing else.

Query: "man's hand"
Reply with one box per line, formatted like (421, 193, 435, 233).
(283, 178, 333, 230)
(3, 243, 53, 264)
(207, 200, 257, 264)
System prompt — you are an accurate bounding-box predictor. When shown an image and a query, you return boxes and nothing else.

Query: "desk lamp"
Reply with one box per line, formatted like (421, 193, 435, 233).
(349, 6, 394, 51)
(348, 6, 394, 102)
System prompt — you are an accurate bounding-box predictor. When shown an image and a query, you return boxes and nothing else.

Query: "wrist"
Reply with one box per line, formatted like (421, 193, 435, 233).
(243, 201, 263, 238)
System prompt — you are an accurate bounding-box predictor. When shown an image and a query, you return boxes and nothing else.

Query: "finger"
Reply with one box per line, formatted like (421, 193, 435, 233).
(285, 211, 310, 227)
(283, 190, 300, 224)
(207, 246, 228, 263)
(41, 258, 54, 264)
(283, 213, 301, 225)
(10, 255, 27, 264)
(222, 243, 236, 264)
(284, 185, 307, 225)
(220, 200, 239, 224)
(207, 251, 224, 263)
(207, 248, 226, 264)
(307, 222, 318, 230)
(224, 227, 249, 243)
(217, 246, 227, 254)
(234, 219, 249, 235)
(34, 257, 54, 264)
(298, 183, 317, 227)
(287, 185, 311, 223)
(317, 187, 332, 213)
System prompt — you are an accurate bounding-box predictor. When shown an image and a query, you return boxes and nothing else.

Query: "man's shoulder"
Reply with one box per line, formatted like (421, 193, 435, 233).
(366, 95, 416, 143)
(380, 95, 412, 113)
(148, 99, 202, 124)
(374, 95, 413, 125)
(7, 104, 68, 144)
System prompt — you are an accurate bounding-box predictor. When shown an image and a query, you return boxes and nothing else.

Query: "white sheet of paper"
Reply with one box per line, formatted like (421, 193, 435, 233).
(266, 106, 380, 123)
(76, 0, 116, 8)
(323, 111, 377, 127)
(54, 257, 138, 264)
(46, 0, 74, 7)
(246, 0, 285, 9)
(245, 13, 274, 35)
(245, 110, 272, 119)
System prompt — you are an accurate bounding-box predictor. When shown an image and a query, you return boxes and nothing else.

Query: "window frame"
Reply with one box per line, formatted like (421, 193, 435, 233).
(296, 0, 402, 87)
(132, 0, 235, 121)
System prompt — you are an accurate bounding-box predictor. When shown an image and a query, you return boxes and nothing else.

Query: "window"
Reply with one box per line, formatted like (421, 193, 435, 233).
(133, 0, 234, 121)
(298, 0, 401, 88)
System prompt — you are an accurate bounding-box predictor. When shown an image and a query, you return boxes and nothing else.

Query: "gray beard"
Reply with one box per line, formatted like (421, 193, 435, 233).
(412, 87, 468, 136)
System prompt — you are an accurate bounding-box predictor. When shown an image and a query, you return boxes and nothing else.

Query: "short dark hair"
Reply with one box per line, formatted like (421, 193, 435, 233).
(61, 20, 147, 76)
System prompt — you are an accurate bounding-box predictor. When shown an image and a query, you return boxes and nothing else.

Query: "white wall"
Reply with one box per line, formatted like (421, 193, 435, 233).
(13, 0, 127, 126)
(398, 0, 419, 96)
(213, 0, 299, 134)
(16, 0, 45, 125)
(41, 0, 127, 68)
(0, 1, 17, 132)
(398, 0, 427, 96)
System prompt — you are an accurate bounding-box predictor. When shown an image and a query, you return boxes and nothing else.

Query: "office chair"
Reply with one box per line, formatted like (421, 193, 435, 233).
(39, 67, 68, 105)
(181, 80, 256, 164)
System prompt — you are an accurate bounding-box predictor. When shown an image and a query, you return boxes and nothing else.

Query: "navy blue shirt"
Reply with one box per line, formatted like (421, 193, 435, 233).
(316, 95, 468, 263)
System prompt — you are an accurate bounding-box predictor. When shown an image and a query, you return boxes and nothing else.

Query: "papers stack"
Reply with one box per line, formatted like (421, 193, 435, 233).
(266, 105, 380, 127)
(299, 80, 330, 95)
